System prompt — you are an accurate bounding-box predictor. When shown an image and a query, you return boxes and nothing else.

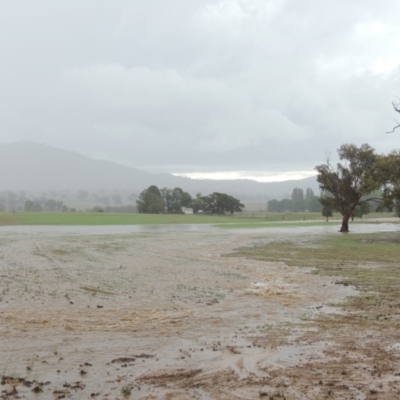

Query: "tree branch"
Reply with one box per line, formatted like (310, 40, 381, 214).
(387, 100, 400, 133)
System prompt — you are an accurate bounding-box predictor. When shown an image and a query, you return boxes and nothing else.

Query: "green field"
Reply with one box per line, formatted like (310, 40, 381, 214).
(0, 211, 395, 226)
(0, 212, 278, 226)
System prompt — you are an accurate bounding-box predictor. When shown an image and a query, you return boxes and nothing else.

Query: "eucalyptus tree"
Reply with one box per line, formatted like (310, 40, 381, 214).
(373, 151, 400, 215)
(315, 144, 381, 232)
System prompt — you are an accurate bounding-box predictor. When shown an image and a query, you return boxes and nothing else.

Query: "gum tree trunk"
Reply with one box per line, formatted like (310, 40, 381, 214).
(340, 215, 350, 232)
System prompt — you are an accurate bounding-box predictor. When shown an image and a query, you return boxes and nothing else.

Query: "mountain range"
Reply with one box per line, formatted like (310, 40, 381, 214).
(0, 142, 319, 200)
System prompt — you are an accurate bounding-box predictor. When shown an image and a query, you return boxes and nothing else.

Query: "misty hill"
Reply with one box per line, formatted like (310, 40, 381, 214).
(0, 142, 319, 199)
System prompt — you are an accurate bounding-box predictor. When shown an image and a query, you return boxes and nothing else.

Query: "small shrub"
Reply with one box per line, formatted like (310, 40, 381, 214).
(121, 385, 132, 396)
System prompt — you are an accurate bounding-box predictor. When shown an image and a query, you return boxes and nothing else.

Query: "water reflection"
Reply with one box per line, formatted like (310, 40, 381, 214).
(232, 222, 400, 236)
(0, 221, 398, 236)
(0, 224, 218, 236)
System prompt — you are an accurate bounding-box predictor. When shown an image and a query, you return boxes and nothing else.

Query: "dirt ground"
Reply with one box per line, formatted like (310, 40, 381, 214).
(0, 226, 399, 399)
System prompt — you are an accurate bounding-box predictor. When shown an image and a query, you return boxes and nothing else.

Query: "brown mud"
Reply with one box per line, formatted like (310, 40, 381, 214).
(0, 227, 399, 399)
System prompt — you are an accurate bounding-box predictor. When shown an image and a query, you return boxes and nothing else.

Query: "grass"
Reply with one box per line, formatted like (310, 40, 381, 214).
(0, 211, 395, 227)
(230, 233, 400, 266)
(229, 232, 400, 324)
(0, 212, 255, 226)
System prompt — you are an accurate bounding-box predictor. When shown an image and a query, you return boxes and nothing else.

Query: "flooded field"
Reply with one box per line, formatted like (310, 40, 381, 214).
(1, 224, 400, 399)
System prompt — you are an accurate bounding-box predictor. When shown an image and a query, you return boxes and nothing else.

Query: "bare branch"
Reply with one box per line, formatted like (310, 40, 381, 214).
(386, 120, 400, 134)
(387, 101, 400, 133)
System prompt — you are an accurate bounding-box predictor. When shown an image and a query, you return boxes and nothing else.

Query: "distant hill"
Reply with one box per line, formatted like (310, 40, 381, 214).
(0, 142, 319, 199)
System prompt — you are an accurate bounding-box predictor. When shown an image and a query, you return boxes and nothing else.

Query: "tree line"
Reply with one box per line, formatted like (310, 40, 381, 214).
(267, 188, 322, 213)
(136, 185, 244, 214)
(0, 189, 139, 212)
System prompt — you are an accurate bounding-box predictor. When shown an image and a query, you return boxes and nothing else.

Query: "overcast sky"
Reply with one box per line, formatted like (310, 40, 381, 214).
(1, 1, 399, 181)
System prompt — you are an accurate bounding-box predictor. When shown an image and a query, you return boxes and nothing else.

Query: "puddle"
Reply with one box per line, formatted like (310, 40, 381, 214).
(0, 223, 219, 236)
(0, 221, 398, 237)
(0, 222, 399, 398)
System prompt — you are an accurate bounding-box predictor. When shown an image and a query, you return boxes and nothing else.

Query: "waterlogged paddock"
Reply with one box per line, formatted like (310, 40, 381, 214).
(1, 224, 400, 399)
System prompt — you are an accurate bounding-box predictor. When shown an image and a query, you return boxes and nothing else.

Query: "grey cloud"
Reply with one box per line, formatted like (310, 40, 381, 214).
(0, 0, 399, 177)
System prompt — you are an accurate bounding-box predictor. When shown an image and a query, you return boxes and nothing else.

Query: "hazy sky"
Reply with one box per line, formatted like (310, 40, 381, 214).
(1, 1, 399, 181)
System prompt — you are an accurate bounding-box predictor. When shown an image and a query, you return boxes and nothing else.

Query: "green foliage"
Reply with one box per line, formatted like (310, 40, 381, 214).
(160, 187, 193, 212)
(192, 192, 204, 214)
(24, 200, 42, 212)
(353, 202, 371, 219)
(373, 152, 400, 215)
(315, 143, 381, 231)
(201, 192, 244, 214)
(121, 385, 132, 396)
(136, 185, 164, 214)
(322, 206, 333, 221)
(267, 198, 293, 212)
(44, 199, 63, 211)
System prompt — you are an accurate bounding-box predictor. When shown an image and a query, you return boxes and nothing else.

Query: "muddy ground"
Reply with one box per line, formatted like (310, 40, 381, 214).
(0, 226, 399, 399)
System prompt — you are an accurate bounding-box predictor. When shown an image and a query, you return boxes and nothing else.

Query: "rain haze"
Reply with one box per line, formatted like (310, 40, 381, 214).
(1, 0, 399, 182)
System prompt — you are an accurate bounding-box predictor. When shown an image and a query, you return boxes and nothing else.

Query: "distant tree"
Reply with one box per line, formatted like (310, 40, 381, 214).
(315, 143, 381, 232)
(24, 200, 34, 211)
(44, 199, 60, 211)
(308, 195, 322, 212)
(267, 199, 280, 212)
(192, 193, 204, 214)
(201, 192, 244, 214)
(268, 190, 322, 214)
(352, 202, 371, 220)
(322, 206, 333, 222)
(223, 195, 244, 214)
(305, 188, 314, 203)
(147, 203, 163, 213)
(158, 187, 193, 213)
(280, 198, 293, 212)
(170, 187, 192, 212)
(373, 151, 400, 215)
(137, 185, 164, 214)
(160, 188, 172, 212)
(24, 200, 42, 212)
(291, 188, 305, 212)
(305, 188, 322, 212)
